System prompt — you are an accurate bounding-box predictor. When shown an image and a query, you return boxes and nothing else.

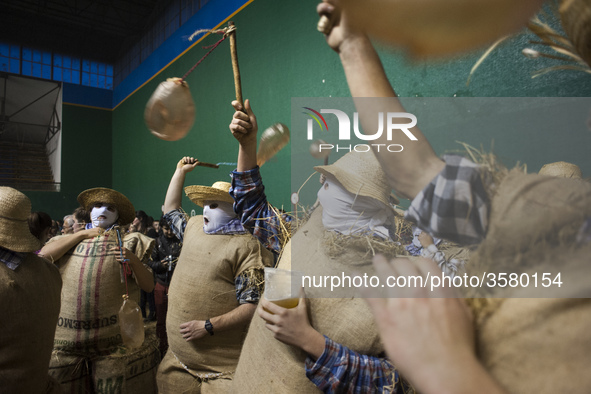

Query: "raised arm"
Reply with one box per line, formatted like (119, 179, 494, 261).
(230, 99, 259, 172)
(39, 227, 102, 262)
(229, 100, 286, 255)
(163, 156, 199, 214)
(318, 1, 444, 200)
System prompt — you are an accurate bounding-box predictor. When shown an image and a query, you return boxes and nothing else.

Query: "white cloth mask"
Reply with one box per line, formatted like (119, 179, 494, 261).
(203, 201, 236, 233)
(90, 205, 119, 229)
(317, 176, 394, 239)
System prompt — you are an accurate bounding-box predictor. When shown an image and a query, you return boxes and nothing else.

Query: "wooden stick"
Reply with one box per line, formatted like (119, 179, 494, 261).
(181, 158, 219, 168)
(228, 21, 243, 108)
(197, 161, 219, 169)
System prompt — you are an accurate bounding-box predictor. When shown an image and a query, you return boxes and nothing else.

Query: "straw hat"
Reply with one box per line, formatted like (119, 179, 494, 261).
(77, 187, 136, 226)
(0, 187, 42, 252)
(184, 181, 234, 207)
(314, 150, 397, 206)
(538, 161, 582, 179)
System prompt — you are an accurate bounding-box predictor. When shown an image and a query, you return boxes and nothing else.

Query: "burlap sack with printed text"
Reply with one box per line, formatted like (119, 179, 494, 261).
(50, 230, 154, 354)
(49, 331, 160, 394)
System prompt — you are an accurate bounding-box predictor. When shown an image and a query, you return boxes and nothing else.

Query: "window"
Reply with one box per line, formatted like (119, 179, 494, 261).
(0, 41, 112, 90)
(0, 43, 20, 74)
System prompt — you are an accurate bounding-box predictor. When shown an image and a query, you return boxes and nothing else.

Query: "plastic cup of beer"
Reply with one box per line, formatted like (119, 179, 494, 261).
(263, 267, 304, 310)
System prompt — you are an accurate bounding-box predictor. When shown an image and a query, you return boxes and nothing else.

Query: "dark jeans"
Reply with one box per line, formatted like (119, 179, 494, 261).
(154, 282, 170, 356)
(140, 289, 156, 319)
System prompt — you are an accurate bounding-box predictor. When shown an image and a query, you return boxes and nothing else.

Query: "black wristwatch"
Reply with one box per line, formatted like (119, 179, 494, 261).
(205, 319, 214, 336)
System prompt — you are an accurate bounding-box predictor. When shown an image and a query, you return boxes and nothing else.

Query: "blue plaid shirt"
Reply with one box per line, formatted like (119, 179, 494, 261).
(163, 208, 261, 304)
(306, 336, 411, 394)
(230, 166, 287, 256)
(0, 246, 24, 270)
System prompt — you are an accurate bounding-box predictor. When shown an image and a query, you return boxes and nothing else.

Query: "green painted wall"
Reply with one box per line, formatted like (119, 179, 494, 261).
(27, 104, 112, 219)
(111, 0, 591, 219)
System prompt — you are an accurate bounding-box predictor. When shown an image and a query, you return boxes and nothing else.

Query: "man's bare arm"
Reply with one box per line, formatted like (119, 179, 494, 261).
(319, 1, 444, 200)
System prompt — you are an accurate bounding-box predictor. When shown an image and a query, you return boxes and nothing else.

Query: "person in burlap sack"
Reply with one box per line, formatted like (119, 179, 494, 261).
(319, 1, 591, 392)
(229, 100, 416, 393)
(156, 157, 273, 393)
(0, 187, 62, 394)
(43, 188, 158, 394)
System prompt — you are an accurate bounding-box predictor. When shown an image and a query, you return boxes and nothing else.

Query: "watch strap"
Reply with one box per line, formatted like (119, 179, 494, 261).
(205, 319, 214, 335)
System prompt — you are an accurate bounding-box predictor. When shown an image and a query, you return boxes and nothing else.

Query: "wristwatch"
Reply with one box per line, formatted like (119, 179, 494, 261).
(205, 319, 214, 336)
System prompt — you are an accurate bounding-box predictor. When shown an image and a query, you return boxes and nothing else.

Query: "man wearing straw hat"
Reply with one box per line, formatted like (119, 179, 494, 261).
(156, 156, 273, 393)
(0, 186, 62, 393)
(229, 100, 417, 392)
(316, 1, 591, 393)
(44, 187, 158, 393)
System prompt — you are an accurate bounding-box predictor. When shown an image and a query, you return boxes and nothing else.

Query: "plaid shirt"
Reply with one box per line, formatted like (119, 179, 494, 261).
(0, 246, 24, 270)
(230, 167, 285, 255)
(405, 155, 491, 246)
(163, 208, 261, 304)
(306, 336, 411, 394)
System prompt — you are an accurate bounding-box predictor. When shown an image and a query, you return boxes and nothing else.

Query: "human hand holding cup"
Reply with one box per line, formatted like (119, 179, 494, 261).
(263, 267, 304, 312)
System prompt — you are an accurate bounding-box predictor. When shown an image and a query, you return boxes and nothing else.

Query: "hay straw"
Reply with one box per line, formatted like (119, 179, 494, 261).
(210, 267, 266, 301)
(466, 2, 591, 84)
(453, 141, 522, 199)
(525, 13, 591, 77)
(323, 231, 407, 260)
(393, 215, 414, 243)
(383, 368, 416, 394)
(464, 298, 506, 326)
(467, 35, 510, 86)
(249, 204, 295, 264)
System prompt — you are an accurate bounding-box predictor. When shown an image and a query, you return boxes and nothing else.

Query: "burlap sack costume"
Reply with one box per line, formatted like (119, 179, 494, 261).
(1, 253, 63, 394)
(466, 170, 591, 393)
(0, 186, 62, 394)
(50, 225, 160, 394)
(157, 215, 273, 394)
(232, 207, 389, 393)
(231, 150, 411, 392)
(49, 230, 154, 353)
(49, 330, 161, 394)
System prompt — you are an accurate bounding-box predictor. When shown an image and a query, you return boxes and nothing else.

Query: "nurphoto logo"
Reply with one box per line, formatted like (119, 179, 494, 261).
(303, 107, 417, 154)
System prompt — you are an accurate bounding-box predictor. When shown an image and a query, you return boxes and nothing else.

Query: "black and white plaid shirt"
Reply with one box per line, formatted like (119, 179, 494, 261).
(405, 155, 491, 246)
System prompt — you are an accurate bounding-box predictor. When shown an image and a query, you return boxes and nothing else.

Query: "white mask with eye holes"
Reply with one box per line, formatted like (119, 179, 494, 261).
(203, 201, 237, 233)
(90, 204, 119, 229)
